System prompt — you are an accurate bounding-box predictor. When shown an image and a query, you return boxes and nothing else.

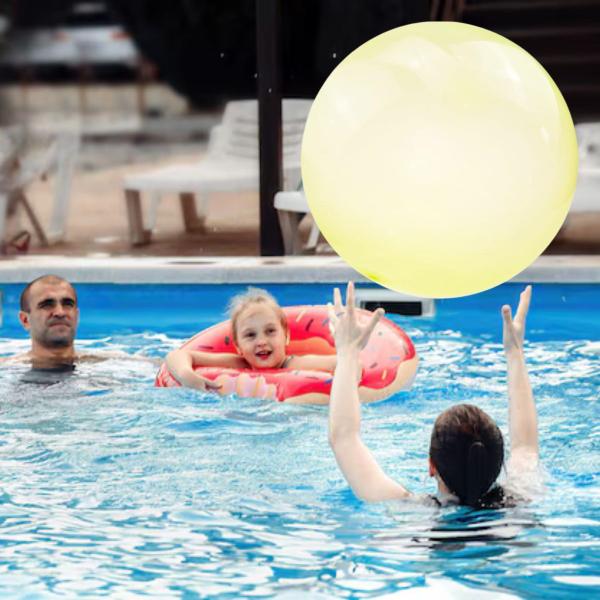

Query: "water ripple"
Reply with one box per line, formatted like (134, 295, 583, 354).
(0, 331, 597, 598)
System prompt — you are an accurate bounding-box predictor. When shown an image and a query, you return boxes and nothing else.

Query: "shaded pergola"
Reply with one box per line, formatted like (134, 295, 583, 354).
(103, 0, 430, 254)
(255, 0, 430, 255)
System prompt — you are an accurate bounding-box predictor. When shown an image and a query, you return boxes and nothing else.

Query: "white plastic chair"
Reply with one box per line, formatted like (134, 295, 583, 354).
(122, 99, 312, 245)
(0, 128, 79, 251)
(274, 189, 321, 254)
(571, 122, 600, 213)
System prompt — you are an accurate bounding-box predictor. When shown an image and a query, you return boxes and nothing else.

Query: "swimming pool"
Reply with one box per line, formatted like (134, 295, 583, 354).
(0, 282, 598, 598)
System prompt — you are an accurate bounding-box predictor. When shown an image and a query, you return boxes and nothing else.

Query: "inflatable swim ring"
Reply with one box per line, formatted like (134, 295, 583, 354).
(155, 305, 418, 404)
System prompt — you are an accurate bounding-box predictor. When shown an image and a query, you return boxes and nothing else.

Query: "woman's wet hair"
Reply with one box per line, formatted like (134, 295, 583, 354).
(430, 404, 505, 508)
(228, 287, 288, 343)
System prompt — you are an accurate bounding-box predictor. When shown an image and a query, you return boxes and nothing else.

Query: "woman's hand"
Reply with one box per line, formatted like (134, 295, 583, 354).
(502, 285, 531, 355)
(328, 282, 384, 354)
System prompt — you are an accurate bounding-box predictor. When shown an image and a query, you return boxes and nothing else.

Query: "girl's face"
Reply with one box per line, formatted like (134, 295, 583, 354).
(234, 304, 288, 369)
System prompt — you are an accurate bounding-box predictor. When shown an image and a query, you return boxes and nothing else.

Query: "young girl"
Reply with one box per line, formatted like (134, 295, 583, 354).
(327, 282, 539, 508)
(166, 287, 338, 391)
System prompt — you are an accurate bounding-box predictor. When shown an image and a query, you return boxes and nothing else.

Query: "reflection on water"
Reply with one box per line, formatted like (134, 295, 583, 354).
(378, 507, 540, 551)
(0, 332, 597, 598)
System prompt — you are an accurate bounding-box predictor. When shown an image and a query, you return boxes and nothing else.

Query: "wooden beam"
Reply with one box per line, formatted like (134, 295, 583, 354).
(256, 0, 285, 255)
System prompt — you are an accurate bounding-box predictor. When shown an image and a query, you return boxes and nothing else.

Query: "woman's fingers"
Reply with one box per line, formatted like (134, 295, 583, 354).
(501, 305, 516, 342)
(327, 303, 338, 335)
(346, 281, 355, 317)
(333, 287, 343, 313)
(331, 282, 387, 349)
(515, 285, 532, 325)
(361, 307, 384, 345)
(327, 302, 336, 320)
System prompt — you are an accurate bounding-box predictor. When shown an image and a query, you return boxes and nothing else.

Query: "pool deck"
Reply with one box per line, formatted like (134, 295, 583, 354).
(3, 95, 600, 288)
(1, 254, 600, 287)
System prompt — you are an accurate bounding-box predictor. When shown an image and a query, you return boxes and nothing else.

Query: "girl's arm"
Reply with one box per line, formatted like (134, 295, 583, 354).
(166, 349, 245, 390)
(328, 282, 411, 502)
(287, 354, 337, 372)
(502, 286, 539, 473)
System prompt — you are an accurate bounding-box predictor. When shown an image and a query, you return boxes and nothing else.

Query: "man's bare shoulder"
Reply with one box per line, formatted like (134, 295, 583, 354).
(1, 351, 159, 366)
(76, 350, 161, 365)
(0, 353, 32, 365)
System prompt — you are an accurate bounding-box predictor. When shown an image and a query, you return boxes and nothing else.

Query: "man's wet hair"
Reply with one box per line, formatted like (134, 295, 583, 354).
(19, 275, 77, 312)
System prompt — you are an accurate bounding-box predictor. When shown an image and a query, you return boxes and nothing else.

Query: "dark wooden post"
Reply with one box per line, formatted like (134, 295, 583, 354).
(256, 0, 285, 255)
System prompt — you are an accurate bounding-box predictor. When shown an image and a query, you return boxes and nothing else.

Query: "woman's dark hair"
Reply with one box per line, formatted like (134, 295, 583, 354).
(430, 404, 505, 508)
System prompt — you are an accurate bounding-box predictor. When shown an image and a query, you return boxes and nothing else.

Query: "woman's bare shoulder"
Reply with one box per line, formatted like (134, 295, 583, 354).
(504, 458, 545, 504)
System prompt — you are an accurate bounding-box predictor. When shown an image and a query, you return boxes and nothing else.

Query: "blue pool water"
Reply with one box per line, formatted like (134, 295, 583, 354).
(0, 283, 598, 598)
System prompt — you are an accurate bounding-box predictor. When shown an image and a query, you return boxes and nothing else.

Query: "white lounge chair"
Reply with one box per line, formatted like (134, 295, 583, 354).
(276, 122, 600, 254)
(122, 99, 312, 245)
(571, 122, 600, 213)
(0, 128, 79, 252)
(274, 189, 321, 254)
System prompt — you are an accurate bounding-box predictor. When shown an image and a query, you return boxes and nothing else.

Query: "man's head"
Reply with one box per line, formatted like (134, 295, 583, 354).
(19, 275, 79, 350)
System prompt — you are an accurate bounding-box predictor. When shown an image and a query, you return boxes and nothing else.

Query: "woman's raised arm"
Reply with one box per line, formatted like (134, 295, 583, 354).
(502, 285, 539, 473)
(328, 282, 411, 502)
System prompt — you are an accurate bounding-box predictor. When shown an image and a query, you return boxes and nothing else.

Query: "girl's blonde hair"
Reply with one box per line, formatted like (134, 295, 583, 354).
(228, 287, 288, 343)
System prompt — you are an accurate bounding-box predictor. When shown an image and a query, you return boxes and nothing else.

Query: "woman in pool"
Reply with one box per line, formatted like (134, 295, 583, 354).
(328, 282, 539, 508)
(166, 287, 338, 391)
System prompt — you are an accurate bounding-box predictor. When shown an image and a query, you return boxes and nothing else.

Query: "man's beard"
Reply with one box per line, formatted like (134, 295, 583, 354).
(39, 324, 75, 348)
(44, 335, 73, 348)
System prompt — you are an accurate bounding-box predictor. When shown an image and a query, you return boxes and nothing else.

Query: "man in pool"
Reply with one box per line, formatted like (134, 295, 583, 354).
(2, 274, 155, 369)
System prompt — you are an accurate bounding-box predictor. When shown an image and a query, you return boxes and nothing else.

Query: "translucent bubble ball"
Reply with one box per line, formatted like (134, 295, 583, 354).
(301, 22, 578, 298)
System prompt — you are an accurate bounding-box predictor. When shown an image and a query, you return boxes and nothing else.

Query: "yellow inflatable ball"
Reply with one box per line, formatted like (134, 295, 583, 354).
(301, 22, 578, 298)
